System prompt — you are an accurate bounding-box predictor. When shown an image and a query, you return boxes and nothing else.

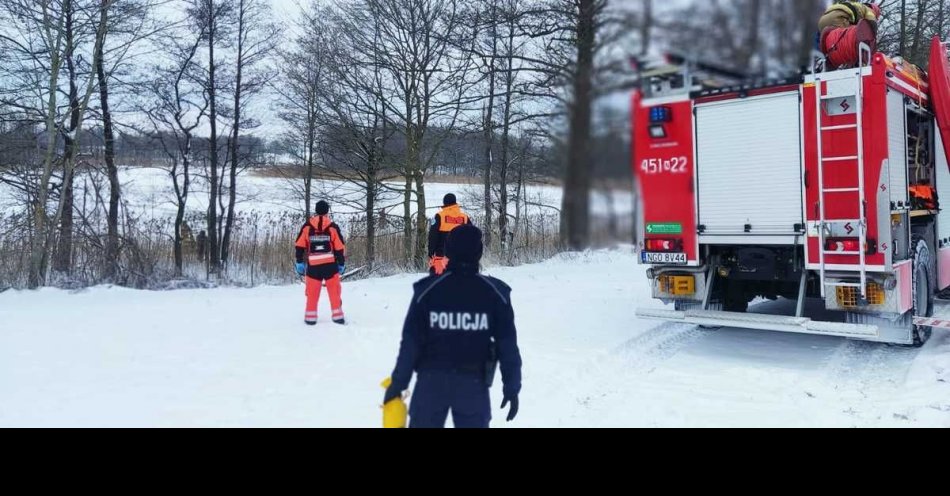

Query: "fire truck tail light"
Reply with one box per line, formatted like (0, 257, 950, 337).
(645, 238, 683, 252)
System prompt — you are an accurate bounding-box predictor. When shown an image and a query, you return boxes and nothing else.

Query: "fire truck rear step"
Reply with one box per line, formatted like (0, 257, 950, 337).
(636, 308, 884, 340)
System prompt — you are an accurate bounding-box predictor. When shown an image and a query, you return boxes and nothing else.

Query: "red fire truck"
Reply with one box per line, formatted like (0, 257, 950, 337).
(634, 39, 950, 347)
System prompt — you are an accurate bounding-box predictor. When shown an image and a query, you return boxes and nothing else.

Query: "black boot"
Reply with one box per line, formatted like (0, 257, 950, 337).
(333, 318, 346, 325)
(305, 320, 317, 326)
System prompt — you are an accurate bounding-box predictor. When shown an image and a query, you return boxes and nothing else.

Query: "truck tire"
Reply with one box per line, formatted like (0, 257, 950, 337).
(911, 235, 934, 348)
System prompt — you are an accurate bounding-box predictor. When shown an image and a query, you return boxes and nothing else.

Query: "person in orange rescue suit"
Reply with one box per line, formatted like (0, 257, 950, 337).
(428, 194, 472, 275)
(295, 200, 347, 326)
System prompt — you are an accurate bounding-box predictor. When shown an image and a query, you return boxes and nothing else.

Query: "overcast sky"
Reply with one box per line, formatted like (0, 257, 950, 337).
(271, 0, 303, 17)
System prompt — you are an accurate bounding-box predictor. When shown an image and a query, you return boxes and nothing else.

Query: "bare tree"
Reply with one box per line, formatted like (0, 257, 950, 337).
(317, 5, 401, 273)
(143, 24, 208, 277)
(640, 0, 652, 56)
(52, 0, 84, 276)
(220, 0, 279, 268)
(96, 0, 120, 280)
(188, 0, 232, 277)
(346, 0, 479, 268)
(910, 0, 931, 63)
(902, 0, 908, 55)
(95, 0, 162, 281)
(0, 0, 110, 288)
(495, 0, 536, 254)
(274, 19, 327, 217)
(476, 1, 499, 250)
(561, 0, 598, 250)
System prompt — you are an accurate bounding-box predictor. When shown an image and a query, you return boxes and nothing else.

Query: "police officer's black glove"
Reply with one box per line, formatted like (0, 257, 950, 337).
(501, 394, 519, 422)
(384, 385, 404, 404)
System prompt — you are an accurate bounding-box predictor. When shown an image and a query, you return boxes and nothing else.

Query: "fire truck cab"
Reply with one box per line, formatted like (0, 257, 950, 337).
(634, 40, 950, 347)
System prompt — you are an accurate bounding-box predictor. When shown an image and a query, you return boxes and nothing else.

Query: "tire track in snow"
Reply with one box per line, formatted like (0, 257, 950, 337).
(612, 322, 706, 374)
(819, 339, 920, 422)
(562, 323, 706, 424)
(822, 341, 919, 393)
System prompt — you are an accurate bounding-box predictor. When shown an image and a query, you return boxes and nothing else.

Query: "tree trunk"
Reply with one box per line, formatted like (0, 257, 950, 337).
(561, 0, 596, 250)
(54, 0, 81, 274)
(901, 0, 908, 56)
(512, 148, 525, 264)
(30, 4, 67, 289)
(403, 170, 413, 266)
(796, 0, 819, 68)
(483, 1, 498, 250)
(640, 0, 652, 56)
(499, 19, 515, 255)
(222, 0, 246, 267)
(940, 0, 946, 41)
(97, 1, 120, 282)
(366, 145, 377, 272)
(305, 125, 315, 216)
(414, 165, 428, 268)
(736, 0, 761, 72)
(207, 7, 221, 277)
(911, 0, 930, 65)
(173, 142, 193, 277)
(483, 111, 494, 250)
(173, 160, 186, 277)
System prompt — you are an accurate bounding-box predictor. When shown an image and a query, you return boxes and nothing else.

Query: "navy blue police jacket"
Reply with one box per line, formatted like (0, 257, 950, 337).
(391, 262, 523, 398)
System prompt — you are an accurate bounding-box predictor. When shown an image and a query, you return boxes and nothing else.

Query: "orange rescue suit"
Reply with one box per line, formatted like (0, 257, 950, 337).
(295, 215, 347, 324)
(910, 185, 938, 210)
(428, 204, 471, 275)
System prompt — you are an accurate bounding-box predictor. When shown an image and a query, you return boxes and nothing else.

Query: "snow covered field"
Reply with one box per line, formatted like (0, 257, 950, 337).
(2, 248, 949, 428)
(0, 166, 631, 220)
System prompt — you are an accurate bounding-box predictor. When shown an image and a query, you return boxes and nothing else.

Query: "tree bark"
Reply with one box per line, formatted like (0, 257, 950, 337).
(207, 2, 221, 277)
(30, 2, 67, 288)
(561, 0, 595, 250)
(901, 0, 908, 56)
(911, 0, 930, 65)
(223, 0, 247, 267)
(640, 0, 652, 56)
(97, 0, 120, 282)
(797, 0, 819, 68)
(499, 12, 515, 254)
(54, 0, 81, 275)
(483, 1, 498, 250)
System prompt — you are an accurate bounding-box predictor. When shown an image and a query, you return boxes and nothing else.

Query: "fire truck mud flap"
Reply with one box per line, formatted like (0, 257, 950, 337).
(636, 308, 883, 340)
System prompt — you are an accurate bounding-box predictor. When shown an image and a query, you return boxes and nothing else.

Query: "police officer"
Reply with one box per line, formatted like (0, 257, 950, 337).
(385, 224, 522, 428)
(428, 193, 472, 275)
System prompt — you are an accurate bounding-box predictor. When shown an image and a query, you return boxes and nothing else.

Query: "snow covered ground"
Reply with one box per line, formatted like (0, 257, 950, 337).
(2, 248, 949, 427)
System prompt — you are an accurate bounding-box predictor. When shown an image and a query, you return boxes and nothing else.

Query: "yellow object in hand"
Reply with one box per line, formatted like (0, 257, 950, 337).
(381, 377, 407, 429)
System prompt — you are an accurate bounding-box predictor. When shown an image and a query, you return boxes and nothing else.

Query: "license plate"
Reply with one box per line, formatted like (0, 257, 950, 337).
(641, 252, 687, 264)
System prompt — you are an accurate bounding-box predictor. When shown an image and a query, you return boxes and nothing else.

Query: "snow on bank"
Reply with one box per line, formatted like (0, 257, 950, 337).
(1, 249, 948, 427)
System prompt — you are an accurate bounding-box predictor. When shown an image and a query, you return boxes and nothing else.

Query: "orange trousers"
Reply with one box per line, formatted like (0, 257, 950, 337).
(305, 274, 344, 323)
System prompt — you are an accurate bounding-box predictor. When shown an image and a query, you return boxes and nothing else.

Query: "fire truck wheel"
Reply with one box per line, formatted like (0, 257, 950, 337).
(911, 236, 934, 348)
